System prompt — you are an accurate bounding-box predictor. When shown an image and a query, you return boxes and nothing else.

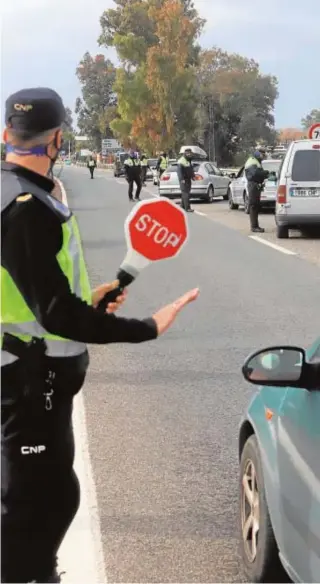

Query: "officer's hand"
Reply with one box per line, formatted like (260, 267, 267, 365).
(92, 281, 128, 314)
(152, 288, 200, 336)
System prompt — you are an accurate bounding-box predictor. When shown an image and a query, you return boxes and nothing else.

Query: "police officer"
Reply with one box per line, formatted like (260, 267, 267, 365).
(244, 147, 269, 233)
(140, 153, 150, 186)
(156, 151, 169, 179)
(124, 149, 142, 201)
(177, 148, 195, 213)
(1, 87, 199, 583)
(87, 155, 96, 179)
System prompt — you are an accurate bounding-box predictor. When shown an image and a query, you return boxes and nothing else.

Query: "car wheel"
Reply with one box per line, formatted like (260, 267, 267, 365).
(244, 192, 250, 214)
(240, 435, 289, 583)
(223, 185, 230, 201)
(228, 187, 239, 210)
(276, 225, 289, 239)
(206, 185, 214, 203)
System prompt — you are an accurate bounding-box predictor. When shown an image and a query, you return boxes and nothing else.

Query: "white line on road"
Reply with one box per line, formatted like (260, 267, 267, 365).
(56, 179, 107, 584)
(249, 235, 297, 255)
(194, 210, 207, 217)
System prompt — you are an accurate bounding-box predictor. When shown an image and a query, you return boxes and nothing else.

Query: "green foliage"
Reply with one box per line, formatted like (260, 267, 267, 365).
(75, 52, 117, 150)
(301, 108, 320, 130)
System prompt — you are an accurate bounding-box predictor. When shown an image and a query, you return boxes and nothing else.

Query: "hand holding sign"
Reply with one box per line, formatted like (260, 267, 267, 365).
(98, 199, 189, 311)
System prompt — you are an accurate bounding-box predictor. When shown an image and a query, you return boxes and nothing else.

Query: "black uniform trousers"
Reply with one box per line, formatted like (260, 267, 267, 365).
(247, 181, 262, 229)
(89, 166, 95, 178)
(128, 177, 142, 200)
(180, 179, 192, 211)
(1, 355, 87, 583)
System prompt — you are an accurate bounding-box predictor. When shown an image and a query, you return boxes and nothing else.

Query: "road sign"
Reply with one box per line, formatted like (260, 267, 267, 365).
(126, 199, 188, 262)
(308, 123, 320, 140)
(97, 199, 189, 310)
(101, 138, 121, 154)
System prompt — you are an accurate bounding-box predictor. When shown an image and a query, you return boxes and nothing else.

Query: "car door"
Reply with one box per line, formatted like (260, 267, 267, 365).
(276, 341, 320, 582)
(211, 164, 226, 195)
(232, 167, 246, 204)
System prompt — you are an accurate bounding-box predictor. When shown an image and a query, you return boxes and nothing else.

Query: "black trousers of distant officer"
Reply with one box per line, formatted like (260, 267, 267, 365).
(180, 178, 192, 211)
(1, 356, 87, 583)
(89, 166, 95, 179)
(141, 167, 147, 184)
(247, 181, 262, 230)
(128, 177, 142, 200)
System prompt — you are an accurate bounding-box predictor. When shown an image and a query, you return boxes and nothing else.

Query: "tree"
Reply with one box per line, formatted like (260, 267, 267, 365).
(75, 52, 117, 150)
(61, 107, 75, 155)
(99, 0, 203, 152)
(301, 108, 320, 130)
(195, 48, 278, 165)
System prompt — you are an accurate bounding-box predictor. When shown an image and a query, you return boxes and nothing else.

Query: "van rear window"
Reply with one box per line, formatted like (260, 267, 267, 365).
(292, 150, 320, 181)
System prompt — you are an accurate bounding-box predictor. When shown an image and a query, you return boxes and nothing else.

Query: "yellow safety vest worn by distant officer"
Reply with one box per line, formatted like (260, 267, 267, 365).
(140, 159, 148, 167)
(1, 172, 92, 366)
(159, 156, 169, 170)
(124, 158, 140, 167)
(245, 156, 262, 171)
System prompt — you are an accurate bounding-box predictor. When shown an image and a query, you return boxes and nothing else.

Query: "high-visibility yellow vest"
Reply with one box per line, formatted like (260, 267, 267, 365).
(245, 156, 262, 170)
(159, 156, 169, 170)
(1, 187, 92, 366)
(124, 158, 140, 167)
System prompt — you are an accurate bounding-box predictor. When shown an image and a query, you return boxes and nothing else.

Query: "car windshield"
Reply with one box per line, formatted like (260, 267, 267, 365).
(262, 160, 281, 174)
(292, 150, 320, 182)
(148, 159, 158, 167)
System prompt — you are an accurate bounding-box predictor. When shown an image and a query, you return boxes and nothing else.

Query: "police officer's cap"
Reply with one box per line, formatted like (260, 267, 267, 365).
(5, 87, 66, 138)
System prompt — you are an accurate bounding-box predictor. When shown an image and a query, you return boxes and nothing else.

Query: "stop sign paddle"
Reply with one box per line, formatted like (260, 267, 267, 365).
(98, 198, 189, 310)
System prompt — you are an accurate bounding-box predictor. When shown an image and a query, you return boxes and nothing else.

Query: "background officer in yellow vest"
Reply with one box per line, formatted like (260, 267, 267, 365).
(177, 148, 195, 213)
(140, 153, 150, 186)
(244, 147, 270, 233)
(156, 150, 169, 179)
(124, 149, 142, 201)
(1, 87, 199, 583)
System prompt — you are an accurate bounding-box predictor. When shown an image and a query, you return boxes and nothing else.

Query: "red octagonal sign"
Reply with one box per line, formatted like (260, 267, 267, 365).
(125, 199, 189, 262)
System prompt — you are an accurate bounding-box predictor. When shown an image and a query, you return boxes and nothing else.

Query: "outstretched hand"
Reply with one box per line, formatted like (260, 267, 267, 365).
(152, 288, 200, 336)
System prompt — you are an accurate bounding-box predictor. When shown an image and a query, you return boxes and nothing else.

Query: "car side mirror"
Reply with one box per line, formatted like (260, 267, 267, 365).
(242, 346, 306, 387)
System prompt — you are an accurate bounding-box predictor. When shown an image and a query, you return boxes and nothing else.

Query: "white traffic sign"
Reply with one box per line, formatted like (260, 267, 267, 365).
(308, 124, 320, 140)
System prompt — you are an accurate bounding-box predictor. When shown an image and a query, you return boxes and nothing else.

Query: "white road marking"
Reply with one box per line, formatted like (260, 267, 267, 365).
(55, 179, 107, 584)
(249, 235, 297, 255)
(194, 210, 207, 217)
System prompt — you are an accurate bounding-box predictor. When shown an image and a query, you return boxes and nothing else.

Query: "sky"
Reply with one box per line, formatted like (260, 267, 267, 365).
(1, 0, 320, 129)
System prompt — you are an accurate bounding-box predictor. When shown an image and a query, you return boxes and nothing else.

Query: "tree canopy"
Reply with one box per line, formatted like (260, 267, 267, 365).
(301, 108, 320, 130)
(75, 0, 285, 163)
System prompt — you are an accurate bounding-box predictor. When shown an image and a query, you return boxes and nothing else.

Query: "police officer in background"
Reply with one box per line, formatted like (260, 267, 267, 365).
(124, 149, 142, 201)
(1, 87, 199, 583)
(177, 148, 195, 213)
(140, 153, 150, 186)
(87, 154, 96, 179)
(244, 147, 269, 233)
(156, 150, 169, 179)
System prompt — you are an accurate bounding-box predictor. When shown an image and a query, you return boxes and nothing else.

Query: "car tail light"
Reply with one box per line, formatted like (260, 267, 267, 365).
(194, 174, 204, 181)
(312, 144, 320, 149)
(277, 185, 287, 204)
(161, 174, 170, 181)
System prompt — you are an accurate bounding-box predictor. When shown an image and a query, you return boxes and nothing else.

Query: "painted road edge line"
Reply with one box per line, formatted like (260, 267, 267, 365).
(56, 178, 107, 584)
(249, 235, 297, 256)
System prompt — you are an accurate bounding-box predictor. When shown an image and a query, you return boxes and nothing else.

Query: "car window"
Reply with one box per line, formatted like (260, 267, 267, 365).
(205, 163, 214, 173)
(212, 165, 222, 176)
(262, 160, 281, 174)
(292, 150, 320, 182)
(148, 159, 158, 167)
(236, 167, 245, 178)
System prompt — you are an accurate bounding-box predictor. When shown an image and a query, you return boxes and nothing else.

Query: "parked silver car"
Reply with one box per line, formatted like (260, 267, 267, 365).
(153, 159, 176, 185)
(228, 159, 281, 213)
(159, 161, 231, 203)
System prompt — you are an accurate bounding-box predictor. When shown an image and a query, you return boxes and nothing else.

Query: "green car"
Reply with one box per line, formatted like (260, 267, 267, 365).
(239, 337, 320, 582)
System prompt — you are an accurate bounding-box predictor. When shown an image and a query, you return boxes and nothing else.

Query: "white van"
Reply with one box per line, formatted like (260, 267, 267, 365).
(275, 140, 320, 238)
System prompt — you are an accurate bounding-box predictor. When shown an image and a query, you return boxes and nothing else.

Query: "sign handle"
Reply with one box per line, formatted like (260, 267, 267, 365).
(97, 269, 135, 312)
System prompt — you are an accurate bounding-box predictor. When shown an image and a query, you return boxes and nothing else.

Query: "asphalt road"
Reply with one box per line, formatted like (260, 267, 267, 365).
(61, 166, 320, 583)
